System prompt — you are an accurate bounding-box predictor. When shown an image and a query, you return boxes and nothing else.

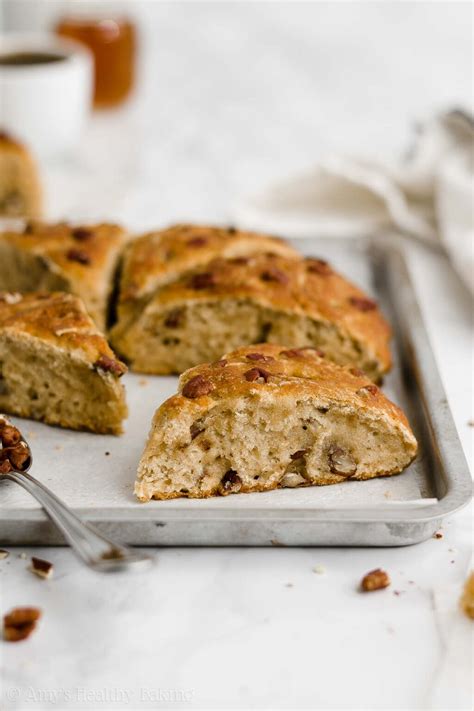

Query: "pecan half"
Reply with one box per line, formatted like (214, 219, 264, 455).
(246, 352, 275, 362)
(190, 422, 204, 440)
(327, 445, 357, 477)
(220, 469, 242, 494)
(6, 443, 30, 471)
(94, 355, 127, 377)
(260, 268, 289, 285)
(66, 248, 91, 265)
(349, 296, 377, 312)
(280, 347, 324, 358)
(280, 472, 306, 488)
(360, 569, 391, 592)
(290, 449, 308, 461)
(0, 459, 13, 474)
(188, 272, 216, 290)
(306, 258, 332, 275)
(4, 607, 41, 642)
(244, 367, 271, 383)
(182, 375, 214, 399)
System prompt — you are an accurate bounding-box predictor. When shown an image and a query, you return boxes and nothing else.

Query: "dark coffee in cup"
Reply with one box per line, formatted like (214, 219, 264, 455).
(0, 52, 66, 66)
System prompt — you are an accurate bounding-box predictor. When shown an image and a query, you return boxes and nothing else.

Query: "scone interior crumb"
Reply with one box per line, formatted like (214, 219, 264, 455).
(136, 392, 415, 501)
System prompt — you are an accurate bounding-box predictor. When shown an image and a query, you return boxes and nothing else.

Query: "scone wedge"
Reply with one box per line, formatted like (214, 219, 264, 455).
(135, 344, 417, 501)
(0, 221, 128, 330)
(112, 249, 391, 381)
(0, 292, 127, 434)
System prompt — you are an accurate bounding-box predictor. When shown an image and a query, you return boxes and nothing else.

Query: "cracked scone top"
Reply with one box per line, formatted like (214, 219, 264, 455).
(135, 344, 417, 501)
(0, 292, 127, 434)
(0, 220, 128, 330)
(111, 239, 392, 380)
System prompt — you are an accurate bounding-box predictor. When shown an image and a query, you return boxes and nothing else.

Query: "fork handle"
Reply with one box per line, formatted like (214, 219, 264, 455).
(5, 470, 152, 572)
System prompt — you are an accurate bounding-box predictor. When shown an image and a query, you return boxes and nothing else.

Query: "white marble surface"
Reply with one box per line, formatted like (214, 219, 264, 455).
(1, 3, 473, 709)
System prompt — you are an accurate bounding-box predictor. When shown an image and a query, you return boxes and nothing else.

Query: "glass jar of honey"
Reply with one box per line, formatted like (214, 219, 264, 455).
(55, 4, 136, 108)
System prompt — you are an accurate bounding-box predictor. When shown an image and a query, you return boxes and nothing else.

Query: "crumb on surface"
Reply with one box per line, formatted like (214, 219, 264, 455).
(433, 531, 443, 539)
(313, 565, 326, 575)
(139, 378, 148, 386)
(105, 451, 110, 456)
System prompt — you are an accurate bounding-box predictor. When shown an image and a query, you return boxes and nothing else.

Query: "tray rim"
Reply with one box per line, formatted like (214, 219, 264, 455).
(1, 235, 471, 542)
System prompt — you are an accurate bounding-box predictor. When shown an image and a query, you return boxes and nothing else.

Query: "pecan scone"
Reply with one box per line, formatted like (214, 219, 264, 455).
(0, 131, 42, 219)
(135, 344, 417, 501)
(0, 292, 127, 434)
(111, 228, 391, 381)
(0, 221, 128, 330)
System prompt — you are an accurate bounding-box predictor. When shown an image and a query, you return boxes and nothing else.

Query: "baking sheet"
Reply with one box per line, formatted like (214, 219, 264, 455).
(0, 237, 470, 546)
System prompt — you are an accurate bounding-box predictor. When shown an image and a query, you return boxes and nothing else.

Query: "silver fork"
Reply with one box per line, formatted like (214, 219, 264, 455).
(0, 416, 153, 572)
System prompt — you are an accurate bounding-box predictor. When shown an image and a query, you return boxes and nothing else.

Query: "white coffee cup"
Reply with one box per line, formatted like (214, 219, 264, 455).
(0, 33, 93, 159)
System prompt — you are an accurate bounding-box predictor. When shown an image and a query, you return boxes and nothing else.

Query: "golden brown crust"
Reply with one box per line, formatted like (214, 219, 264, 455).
(124, 252, 392, 376)
(118, 223, 299, 304)
(0, 291, 125, 371)
(0, 221, 128, 328)
(177, 344, 406, 430)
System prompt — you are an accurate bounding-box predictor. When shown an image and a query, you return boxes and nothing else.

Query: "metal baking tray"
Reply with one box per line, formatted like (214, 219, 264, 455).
(0, 236, 471, 546)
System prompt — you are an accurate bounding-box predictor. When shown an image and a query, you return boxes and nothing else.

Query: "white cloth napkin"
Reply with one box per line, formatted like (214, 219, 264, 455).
(235, 110, 474, 295)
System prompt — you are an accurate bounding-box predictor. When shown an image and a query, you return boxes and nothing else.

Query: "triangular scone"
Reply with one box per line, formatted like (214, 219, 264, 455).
(135, 344, 417, 501)
(112, 250, 391, 381)
(0, 292, 127, 434)
(0, 221, 128, 330)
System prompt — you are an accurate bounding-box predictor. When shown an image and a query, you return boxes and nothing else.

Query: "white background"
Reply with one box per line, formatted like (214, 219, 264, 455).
(1, 2, 473, 709)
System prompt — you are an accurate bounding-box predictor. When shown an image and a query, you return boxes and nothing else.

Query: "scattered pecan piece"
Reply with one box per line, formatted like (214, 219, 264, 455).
(349, 296, 377, 312)
(244, 367, 271, 383)
(94, 355, 127, 377)
(360, 569, 391, 592)
(328, 445, 357, 477)
(188, 272, 216, 289)
(260, 268, 289, 285)
(220, 469, 242, 494)
(187, 236, 207, 247)
(66, 248, 91, 265)
(3, 607, 41, 642)
(306, 258, 332, 275)
(182, 375, 214, 399)
(31, 557, 54, 580)
(72, 227, 93, 241)
(164, 308, 184, 328)
(246, 352, 275, 362)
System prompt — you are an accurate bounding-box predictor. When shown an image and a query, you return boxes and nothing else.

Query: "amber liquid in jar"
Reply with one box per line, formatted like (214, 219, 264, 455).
(56, 16, 136, 108)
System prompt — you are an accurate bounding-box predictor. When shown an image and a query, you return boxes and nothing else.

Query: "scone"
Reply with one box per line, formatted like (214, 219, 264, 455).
(0, 292, 127, 434)
(135, 344, 417, 501)
(112, 223, 299, 330)
(0, 221, 128, 330)
(111, 249, 391, 381)
(0, 131, 42, 219)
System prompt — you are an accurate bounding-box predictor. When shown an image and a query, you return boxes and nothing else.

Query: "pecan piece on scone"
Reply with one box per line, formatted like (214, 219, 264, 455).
(3, 607, 41, 642)
(188, 272, 216, 290)
(93, 355, 127, 377)
(349, 296, 377, 312)
(66, 248, 91, 265)
(182, 375, 214, 399)
(306, 258, 332, 275)
(328, 444, 357, 477)
(244, 367, 271, 383)
(219, 469, 242, 494)
(260, 268, 289, 285)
